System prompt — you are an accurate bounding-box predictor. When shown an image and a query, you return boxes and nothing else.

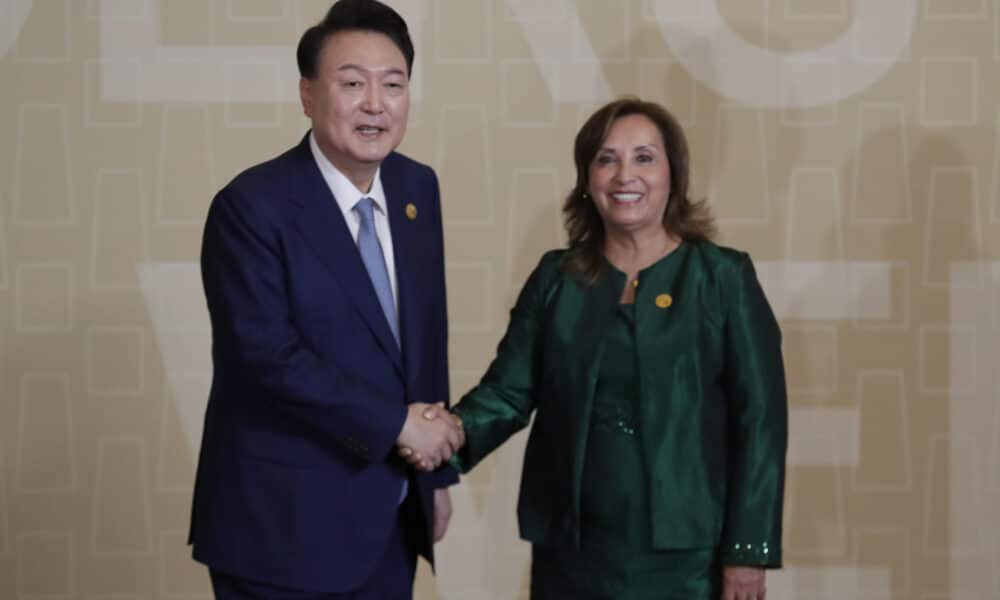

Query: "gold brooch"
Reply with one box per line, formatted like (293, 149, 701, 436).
(405, 203, 418, 220)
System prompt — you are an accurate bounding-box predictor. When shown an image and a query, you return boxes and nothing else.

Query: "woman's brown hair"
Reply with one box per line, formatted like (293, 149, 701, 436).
(561, 97, 715, 284)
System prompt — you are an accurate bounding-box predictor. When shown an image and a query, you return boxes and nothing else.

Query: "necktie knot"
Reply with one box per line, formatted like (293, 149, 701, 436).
(354, 197, 376, 225)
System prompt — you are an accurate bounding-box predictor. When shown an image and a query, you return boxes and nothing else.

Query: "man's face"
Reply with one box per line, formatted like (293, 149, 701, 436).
(300, 30, 410, 185)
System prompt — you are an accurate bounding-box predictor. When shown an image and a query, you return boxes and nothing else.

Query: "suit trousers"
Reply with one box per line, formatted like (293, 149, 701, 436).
(209, 494, 421, 599)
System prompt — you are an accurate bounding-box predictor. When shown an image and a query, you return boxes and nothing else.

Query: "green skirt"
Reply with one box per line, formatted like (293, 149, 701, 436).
(530, 544, 720, 600)
(528, 408, 721, 600)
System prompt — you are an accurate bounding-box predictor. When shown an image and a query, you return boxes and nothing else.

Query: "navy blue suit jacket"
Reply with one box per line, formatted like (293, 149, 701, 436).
(189, 133, 457, 593)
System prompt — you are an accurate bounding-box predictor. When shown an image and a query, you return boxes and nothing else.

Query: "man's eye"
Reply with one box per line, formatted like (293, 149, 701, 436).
(344, 81, 363, 88)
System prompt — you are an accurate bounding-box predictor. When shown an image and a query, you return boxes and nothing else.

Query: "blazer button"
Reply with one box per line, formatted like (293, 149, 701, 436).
(655, 293, 672, 309)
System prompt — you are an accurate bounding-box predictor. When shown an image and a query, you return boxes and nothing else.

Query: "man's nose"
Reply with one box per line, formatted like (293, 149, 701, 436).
(362, 84, 383, 113)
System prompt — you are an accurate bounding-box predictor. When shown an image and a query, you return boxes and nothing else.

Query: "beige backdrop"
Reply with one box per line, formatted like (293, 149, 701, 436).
(2, 0, 999, 598)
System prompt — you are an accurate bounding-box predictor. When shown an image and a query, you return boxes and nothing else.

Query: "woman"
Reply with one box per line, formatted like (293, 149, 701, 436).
(411, 98, 787, 599)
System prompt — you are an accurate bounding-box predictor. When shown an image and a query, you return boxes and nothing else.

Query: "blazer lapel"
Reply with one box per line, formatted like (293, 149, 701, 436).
(289, 138, 403, 376)
(563, 270, 623, 517)
(382, 158, 421, 383)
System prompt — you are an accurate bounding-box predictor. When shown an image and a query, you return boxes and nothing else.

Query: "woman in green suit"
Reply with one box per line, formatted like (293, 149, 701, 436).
(409, 98, 787, 599)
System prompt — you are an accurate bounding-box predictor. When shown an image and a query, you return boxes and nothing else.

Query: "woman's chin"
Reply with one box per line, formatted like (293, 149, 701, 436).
(604, 215, 657, 235)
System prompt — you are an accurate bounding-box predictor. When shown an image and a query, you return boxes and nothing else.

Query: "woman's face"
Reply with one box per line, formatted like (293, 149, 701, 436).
(587, 113, 671, 237)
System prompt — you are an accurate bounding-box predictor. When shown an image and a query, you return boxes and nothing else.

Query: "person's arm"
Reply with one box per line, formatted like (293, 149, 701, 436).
(448, 252, 560, 472)
(202, 185, 447, 463)
(718, 253, 788, 569)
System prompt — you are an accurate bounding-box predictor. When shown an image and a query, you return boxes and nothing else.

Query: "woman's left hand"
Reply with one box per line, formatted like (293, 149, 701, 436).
(722, 566, 766, 600)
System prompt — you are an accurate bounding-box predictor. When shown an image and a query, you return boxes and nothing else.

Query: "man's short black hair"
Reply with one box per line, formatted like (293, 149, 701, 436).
(297, 0, 414, 80)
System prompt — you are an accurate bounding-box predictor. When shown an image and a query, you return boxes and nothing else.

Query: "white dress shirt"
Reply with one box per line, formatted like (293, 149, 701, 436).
(309, 132, 399, 312)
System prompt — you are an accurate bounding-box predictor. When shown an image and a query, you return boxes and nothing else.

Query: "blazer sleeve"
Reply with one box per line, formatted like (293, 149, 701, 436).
(425, 168, 459, 488)
(201, 185, 407, 464)
(450, 252, 560, 472)
(719, 253, 788, 568)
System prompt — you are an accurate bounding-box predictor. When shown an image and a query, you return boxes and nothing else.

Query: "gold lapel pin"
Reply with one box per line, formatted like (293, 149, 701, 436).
(405, 203, 418, 220)
(655, 293, 672, 309)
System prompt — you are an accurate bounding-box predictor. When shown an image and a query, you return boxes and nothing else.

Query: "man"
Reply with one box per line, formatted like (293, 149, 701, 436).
(188, 1, 464, 597)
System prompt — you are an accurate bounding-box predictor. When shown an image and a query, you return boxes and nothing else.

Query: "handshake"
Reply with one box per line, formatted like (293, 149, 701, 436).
(395, 402, 465, 472)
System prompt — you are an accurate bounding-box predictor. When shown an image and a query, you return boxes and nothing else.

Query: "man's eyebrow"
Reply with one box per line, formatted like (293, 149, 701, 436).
(336, 64, 407, 77)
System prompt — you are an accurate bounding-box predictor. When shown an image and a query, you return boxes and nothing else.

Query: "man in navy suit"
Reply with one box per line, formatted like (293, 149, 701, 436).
(189, 1, 464, 597)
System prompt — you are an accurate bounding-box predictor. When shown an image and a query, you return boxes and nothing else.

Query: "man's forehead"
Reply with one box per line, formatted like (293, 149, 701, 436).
(319, 30, 408, 72)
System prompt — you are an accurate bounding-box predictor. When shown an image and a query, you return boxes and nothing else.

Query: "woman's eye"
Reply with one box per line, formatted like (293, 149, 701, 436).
(596, 155, 616, 165)
(636, 154, 653, 163)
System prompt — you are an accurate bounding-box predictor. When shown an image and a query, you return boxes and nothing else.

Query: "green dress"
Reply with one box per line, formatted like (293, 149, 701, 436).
(530, 300, 720, 599)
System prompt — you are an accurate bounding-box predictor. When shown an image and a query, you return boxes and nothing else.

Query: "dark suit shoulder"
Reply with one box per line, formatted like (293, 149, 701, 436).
(200, 143, 313, 247)
(222, 145, 300, 202)
(382, 151, 436, 181)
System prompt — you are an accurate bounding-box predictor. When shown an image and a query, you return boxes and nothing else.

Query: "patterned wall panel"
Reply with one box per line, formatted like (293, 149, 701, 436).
(1, 1, 998, 597)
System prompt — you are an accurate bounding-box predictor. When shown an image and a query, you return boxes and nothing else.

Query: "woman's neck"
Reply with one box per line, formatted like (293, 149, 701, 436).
(603, 227, 678, 275)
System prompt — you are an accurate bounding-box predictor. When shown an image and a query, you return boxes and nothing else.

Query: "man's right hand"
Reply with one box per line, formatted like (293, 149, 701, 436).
(396, 403, 464, 470)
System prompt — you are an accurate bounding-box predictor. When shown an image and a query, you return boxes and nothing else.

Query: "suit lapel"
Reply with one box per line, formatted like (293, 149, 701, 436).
(382, 157, 421, 383)
(289, 138, 403, 376)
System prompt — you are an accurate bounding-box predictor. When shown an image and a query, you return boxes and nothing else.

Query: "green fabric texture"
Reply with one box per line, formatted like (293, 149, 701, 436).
(581, 303, 644, 550)
(529, 301, 721, 597)
(451, 240, 787, 569)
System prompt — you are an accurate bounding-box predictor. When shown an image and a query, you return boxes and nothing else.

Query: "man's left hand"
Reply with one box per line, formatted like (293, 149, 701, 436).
(433, 488, 453, 542)
(722, 566, 766, 600)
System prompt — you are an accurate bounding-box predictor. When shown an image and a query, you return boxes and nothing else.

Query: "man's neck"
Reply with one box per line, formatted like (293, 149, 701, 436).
(316, 141, 378, 194)
(341, 167, 376, 195)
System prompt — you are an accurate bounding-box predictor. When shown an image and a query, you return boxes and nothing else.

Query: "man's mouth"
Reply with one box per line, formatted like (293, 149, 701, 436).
(356, 125, 386, 138)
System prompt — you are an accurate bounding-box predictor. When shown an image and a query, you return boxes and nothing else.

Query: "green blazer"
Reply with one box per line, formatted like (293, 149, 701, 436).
(451, 240, 787, 567)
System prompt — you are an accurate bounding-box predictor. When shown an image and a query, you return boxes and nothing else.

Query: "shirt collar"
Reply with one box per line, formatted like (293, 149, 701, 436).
(309, 131, 387, 217)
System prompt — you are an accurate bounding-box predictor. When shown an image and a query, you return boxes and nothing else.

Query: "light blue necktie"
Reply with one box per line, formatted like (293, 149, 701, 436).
(354, 197, 399, 347)
(356, 198, 408, 500)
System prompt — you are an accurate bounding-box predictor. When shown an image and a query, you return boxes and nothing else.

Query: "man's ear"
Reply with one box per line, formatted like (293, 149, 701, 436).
(299, 77, 313, 119)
